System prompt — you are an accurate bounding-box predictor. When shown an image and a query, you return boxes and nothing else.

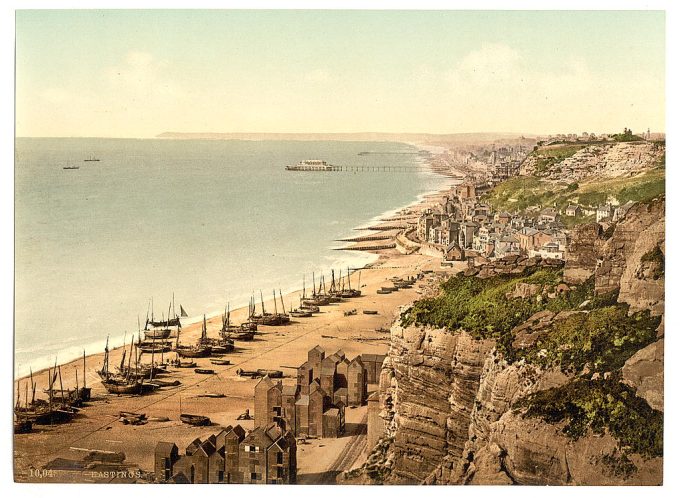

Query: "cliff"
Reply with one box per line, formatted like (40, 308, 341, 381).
(520, 141, 665, 181)
(349, 197, 664, 486)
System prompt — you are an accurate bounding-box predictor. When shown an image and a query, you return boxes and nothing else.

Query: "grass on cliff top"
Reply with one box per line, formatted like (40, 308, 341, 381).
(484, 167, 665, 214)
(400, 268, 603, 353)
(519, 305, 660, 374)
(515, 375, 663, 459)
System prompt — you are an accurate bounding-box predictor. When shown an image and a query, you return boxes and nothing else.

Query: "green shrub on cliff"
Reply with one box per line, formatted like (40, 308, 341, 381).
(401, 268, 556, 337)
(401, 268, 600, 345)
(520, 305, 660, 374)
(515, 376, 663, 459)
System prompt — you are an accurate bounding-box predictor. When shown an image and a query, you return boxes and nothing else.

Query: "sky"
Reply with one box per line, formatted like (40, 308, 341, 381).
(15, 9, 665, 137)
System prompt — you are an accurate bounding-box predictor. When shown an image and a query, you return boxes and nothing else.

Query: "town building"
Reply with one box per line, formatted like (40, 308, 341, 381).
(154, 423, 295, 484)
(256, 347, 382, 439)
(565, 204, 582, 217)
(596, 204, 613, 222)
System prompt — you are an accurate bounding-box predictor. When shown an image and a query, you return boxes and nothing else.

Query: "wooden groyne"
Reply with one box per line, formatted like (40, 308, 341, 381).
(334, 243, 397, 251)
(354, 224, 409, 231)
(380, 215, 418, 222)
(337, 234, 393, 242)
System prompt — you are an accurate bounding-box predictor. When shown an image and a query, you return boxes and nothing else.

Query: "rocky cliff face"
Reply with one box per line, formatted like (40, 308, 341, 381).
(358, 197, 664, 486)
(521, 141, 664, 180)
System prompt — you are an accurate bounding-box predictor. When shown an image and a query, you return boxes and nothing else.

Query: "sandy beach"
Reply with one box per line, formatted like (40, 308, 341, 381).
(13, 173, 463, 483)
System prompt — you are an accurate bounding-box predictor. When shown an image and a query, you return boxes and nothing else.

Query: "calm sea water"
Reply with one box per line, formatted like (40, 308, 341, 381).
(14, 138, 450, 377)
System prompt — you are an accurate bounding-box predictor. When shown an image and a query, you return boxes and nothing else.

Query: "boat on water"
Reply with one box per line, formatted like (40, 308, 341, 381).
(84, 154, 100, 162)
(285, 159, 336, 171)
(63, 162, 80, 170)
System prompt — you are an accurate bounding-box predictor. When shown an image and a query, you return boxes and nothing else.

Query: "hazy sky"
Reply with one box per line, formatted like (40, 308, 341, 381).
(15, 10, 665, 137)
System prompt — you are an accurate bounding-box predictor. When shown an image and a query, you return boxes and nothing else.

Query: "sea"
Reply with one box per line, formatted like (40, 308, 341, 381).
(14, 138, 452, 378)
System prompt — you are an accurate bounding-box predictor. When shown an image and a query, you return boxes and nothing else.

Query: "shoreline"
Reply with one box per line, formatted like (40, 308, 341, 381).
(14, 144, 455, 384)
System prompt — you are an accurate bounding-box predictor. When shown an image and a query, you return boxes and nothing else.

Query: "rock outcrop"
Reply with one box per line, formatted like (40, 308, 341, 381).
(521, 141, 664, 181)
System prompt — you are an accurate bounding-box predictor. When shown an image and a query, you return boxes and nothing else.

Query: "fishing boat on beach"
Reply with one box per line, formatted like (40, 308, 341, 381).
(175, 315, 212, 358)
(301, 273, 331, 307)
(251, 290, 290, 326)
(144, 297, 181, 340)
(180, 414, 211, 426)
(171, 356, 197, 368)
(289, 309, 313, 318)
(98, 336, 148, 395)
(16, 355, 89, 426)
(179, 396, 211, 426)
(343, 268, 362, 298)
(290, 275, 320, 316)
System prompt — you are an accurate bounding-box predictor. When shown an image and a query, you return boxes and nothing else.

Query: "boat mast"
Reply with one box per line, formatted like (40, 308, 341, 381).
(260, 290, 266, 315)
(150, 331, 156, 381)
(128, 334, 134, 376)
(103, 335, 110, 378)
(30, 368, 35, 404)
(273, 290, 278, 316)
(279, 289, 286, 314)
(47, 368, 52, 424)
(58, 366, 64, 408)
(82, 350, 86, 390)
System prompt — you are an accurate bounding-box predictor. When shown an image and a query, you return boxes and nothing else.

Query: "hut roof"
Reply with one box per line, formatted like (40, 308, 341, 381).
(155, 441, 178, 456)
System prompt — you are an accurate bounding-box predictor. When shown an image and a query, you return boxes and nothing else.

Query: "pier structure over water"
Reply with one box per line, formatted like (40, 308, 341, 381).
(285, 164, 427, 173)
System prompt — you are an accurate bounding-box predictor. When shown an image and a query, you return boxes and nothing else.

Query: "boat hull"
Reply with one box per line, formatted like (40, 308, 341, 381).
(180, 414, 211, 426)
(144, 328, 172, 340)
(176, 347, 212, 358)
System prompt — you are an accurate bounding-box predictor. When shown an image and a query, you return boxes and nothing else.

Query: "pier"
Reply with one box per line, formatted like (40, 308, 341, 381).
(285, 164, 426, 173)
